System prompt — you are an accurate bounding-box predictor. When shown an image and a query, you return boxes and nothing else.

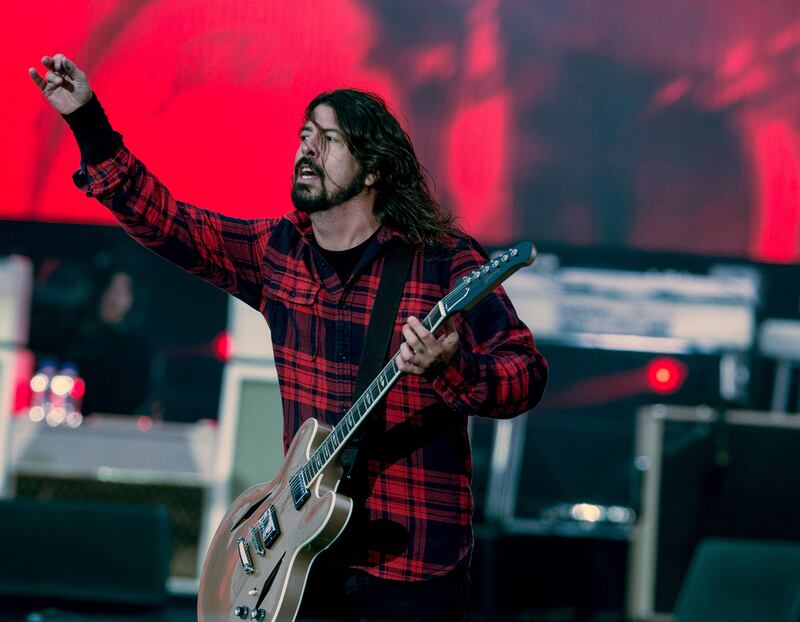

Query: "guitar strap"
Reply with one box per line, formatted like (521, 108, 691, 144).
(340, 238, 414, 493)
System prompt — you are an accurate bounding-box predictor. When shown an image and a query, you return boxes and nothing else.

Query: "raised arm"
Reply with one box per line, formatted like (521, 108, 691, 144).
(29, 54, 272, 310)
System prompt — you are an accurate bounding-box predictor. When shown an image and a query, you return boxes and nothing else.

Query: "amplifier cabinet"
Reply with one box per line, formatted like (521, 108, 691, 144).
(627, 405, 800, 621)
(8, 415, 216, 585)
(505, 345, 724, 526)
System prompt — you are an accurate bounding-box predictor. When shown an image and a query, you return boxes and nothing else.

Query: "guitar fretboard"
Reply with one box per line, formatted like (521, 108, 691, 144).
(297, 304, 446, 487)
(289, 244, 526, 495)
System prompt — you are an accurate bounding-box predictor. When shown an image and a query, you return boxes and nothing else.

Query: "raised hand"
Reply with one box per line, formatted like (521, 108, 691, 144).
(28, 54, 92, 115)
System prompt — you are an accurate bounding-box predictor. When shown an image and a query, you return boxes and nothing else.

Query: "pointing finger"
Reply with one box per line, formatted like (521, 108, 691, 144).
(28, 67, 47, 89)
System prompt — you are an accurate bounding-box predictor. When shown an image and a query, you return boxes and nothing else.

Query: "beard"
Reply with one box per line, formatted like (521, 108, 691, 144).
(291, 163, 368, 214)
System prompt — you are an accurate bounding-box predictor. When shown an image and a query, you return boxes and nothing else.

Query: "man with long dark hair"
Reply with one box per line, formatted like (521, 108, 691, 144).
(30, 53, 547, 621)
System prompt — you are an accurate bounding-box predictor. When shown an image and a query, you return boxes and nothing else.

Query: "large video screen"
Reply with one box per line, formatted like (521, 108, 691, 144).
(7, 0, 800, 261)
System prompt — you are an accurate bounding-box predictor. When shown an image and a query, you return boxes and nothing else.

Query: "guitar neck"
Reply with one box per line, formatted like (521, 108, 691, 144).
(298, 302, 448, 484)
(291, 241, 535, 494)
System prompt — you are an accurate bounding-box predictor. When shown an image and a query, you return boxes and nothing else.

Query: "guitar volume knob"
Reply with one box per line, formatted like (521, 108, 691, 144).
(234, 606, 249, 619)
(251, 609, 266, 621)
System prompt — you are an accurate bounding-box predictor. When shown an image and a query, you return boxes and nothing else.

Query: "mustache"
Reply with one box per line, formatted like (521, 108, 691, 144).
(295, 157, 324, 179)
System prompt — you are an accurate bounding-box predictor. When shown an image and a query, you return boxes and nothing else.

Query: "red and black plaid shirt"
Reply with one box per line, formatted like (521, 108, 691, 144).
(73, 146, 547, 582)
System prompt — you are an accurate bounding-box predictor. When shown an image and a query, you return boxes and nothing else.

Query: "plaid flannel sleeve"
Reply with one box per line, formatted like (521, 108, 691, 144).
(431, 243, 548, 418)
(72, 145, 274, 310)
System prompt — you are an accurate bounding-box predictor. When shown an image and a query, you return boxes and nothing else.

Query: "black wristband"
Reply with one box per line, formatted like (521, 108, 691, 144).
(63, 93, 124, 165)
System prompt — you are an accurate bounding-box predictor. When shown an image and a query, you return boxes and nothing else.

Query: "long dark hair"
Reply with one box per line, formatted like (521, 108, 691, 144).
(304, 89, 461, 246)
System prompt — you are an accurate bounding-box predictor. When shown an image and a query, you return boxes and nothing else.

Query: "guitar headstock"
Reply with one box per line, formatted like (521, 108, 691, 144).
(443, 241, 537, 314)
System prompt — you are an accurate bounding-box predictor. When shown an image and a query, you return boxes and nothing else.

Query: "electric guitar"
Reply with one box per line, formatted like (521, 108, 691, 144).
(197, 241, 537, 622)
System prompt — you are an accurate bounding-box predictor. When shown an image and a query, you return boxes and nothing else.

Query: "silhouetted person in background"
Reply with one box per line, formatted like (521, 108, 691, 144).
(68, 265, 152, 416)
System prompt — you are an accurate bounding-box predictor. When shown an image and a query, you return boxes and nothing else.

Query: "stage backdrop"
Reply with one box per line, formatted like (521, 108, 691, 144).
(5, 0, 800, 261)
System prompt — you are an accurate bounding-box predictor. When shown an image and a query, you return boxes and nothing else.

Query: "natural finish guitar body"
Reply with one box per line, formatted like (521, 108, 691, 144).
(198, 418, 353, 622)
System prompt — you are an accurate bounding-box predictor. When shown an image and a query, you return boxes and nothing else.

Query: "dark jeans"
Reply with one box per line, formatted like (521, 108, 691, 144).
(297, 558, 471, 622)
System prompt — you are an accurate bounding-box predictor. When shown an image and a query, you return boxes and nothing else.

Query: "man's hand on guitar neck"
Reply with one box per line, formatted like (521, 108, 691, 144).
(396, 316, 460, 376)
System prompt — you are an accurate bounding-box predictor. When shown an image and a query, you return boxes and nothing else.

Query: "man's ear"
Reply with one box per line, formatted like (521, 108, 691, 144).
(365, 171, 379, 187)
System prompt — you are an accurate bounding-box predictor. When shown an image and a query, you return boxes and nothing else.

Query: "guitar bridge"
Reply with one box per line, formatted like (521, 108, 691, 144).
(249, 526, 265, 556)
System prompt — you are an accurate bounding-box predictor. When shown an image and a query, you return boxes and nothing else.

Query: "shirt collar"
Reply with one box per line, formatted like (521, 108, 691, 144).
(285, 209, 404, 247)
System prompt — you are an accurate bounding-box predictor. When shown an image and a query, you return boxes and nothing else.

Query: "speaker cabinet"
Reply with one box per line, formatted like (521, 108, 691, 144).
(674, 538, 800, 622)
(9, 416, 215, 583)
(0, 497, 170, 606)
(511, 346, 723, 522)
(628, 406, 800, 620)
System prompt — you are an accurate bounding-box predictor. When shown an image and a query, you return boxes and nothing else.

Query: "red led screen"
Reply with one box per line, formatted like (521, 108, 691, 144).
(6, 0, 800, 259)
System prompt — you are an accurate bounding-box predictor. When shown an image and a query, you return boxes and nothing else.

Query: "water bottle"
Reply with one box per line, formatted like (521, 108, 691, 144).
(50, 362, 83, 427)
(28, 358, 56, 423)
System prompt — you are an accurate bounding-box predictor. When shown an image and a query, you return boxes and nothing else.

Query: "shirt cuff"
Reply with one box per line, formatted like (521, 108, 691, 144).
(71, 145, 133, 198)
(431, 346, 479, 407)
(63, 93, 124, 165)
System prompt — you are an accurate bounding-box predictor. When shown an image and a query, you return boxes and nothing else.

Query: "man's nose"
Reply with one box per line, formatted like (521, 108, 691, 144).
(301, 133, 319, 156)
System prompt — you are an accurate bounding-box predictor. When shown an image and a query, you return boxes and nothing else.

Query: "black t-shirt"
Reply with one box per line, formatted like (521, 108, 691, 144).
(316, 231, 378, 284)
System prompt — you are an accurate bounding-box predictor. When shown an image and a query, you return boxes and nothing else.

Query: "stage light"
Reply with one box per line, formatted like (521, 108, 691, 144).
(46, 407, 66, 427)
(213, 332, 232, 362)
(607, 506, 636, 524)
(137, 416, 154, 432)
(28, 405, 45, 422)
(70, 378, 86, 400)
(570, 503, 603, 523)
(30, 373, 49, 393)
(646, 357, 687, 394)
(50, 374, 74, 397)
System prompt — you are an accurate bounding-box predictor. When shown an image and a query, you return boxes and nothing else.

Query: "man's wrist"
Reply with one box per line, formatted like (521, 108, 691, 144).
(63, 93, 124, 165)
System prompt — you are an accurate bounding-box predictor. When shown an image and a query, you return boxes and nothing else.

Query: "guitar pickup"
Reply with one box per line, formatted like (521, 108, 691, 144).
(236, 538, 254, 574)
(290, 472, 311, 509)
(258, 505, 281, 549)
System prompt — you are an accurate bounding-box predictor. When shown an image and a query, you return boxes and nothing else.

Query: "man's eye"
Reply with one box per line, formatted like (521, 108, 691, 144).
(326, 134, 340, 143)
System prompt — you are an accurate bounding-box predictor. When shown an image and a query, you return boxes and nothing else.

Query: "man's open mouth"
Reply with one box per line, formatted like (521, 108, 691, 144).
(296, 160, 322, 181)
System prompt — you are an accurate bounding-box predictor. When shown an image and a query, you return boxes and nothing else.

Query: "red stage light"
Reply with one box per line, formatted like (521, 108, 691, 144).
(646, 357, 687, 394)
(213, 332, 232, 362)
(70, 378, 86, 400)
(137, 416, 154, 432)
